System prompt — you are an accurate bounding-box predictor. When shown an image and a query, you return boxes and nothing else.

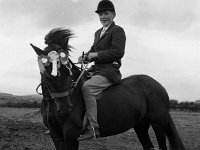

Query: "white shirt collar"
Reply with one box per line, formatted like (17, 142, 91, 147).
(102, 23, 112, 31)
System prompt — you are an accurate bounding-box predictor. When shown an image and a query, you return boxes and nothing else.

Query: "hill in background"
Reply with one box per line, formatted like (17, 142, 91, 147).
(0, 92, 42, 105)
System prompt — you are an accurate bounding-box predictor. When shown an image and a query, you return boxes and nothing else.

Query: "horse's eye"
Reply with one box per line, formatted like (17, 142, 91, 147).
(42, 58, 48, 63)
(60, 52, 66, 58)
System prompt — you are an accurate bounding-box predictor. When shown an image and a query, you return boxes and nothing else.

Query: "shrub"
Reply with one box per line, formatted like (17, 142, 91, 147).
(169, 100, 200, 112)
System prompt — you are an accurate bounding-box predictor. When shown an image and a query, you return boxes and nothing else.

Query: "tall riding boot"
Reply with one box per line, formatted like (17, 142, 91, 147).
(77, 95, 100, 141)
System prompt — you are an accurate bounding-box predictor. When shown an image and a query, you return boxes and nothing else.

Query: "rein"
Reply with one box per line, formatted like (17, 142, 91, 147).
(72, 62, 89, 89)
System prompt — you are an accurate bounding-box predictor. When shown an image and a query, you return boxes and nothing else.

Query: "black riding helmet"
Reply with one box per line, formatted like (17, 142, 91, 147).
(95, 0, 115, 14)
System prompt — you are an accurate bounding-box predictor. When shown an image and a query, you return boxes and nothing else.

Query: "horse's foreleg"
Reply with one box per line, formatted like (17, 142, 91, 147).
(63, 125, 81, 150)
(134, 119, 154, 150)
(49, 128, 65, 150)
(64, 138, 79, 150)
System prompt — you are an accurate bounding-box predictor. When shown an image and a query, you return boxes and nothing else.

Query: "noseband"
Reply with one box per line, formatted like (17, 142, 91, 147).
(36, 76, 73, 101)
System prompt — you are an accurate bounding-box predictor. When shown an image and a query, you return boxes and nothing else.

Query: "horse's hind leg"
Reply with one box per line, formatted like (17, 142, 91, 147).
(134, 119, 154, 150)
(151, 124, 167, 150)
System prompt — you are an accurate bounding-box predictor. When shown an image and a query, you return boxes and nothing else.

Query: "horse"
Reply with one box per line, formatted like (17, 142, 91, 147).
(31, 28, 185, 150)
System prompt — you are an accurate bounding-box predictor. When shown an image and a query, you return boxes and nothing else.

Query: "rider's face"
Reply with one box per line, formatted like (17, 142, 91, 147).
(98, 10, 115, 27)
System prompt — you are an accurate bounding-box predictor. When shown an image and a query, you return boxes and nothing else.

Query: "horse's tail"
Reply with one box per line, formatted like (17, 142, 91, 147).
(166, 115, 185, 150)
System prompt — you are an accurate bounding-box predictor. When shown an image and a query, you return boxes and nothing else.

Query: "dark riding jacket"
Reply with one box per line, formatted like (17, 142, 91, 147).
(89, 22, 126, 84)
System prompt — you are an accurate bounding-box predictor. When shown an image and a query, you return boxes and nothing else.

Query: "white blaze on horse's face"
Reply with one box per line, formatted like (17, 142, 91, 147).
(48, 51, 60, 76)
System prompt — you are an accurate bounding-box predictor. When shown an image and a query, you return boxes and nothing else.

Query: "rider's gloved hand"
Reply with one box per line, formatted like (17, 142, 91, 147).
(78, 52, 98, 64)
(78, 54, 89, 64)
(87, 53, 98, 61)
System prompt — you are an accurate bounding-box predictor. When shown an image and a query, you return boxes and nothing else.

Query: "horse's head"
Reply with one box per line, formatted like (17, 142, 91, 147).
(31, 28, 75, 115)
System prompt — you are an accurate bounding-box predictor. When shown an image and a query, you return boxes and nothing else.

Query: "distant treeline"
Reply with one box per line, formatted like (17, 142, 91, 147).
(0, 99, 200, 112)
(170, 100, 200, 112)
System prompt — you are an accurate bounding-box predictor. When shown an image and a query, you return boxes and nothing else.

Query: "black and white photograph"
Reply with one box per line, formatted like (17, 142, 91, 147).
(0, 0, 199, 149)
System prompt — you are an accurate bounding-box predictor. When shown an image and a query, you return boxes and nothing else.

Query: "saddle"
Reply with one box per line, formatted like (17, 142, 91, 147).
(83, 70, 93, 80)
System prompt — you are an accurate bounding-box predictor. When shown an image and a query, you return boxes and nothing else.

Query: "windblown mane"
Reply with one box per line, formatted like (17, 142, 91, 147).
(44, 28, 73, 52)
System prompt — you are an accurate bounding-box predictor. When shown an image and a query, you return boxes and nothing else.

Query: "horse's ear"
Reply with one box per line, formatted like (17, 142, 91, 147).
(30, 43, 44, 56)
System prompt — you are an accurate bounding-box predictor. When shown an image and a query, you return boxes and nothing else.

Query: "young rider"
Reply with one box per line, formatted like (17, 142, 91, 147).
(78, 0, 126, 141)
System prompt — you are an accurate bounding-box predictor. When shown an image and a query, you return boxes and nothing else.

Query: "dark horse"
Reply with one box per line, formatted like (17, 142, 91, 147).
(31, 28, 185, 150)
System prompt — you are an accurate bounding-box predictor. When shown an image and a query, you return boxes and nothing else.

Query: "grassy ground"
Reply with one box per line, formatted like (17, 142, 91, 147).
(0, 108, 199, 150)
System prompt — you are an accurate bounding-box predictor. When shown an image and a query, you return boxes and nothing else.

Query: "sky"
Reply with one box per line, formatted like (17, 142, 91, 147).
(0, 0, 199, 102)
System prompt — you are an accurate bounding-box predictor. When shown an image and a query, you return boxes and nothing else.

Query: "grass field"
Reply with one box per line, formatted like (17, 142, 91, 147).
(0, 107, 199, 150)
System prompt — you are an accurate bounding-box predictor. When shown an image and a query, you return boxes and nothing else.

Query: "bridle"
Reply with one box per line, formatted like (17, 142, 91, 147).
(36, 50, 89, 102)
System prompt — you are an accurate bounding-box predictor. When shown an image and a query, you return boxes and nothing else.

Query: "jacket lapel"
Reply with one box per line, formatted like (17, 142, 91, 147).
(95, 22, 115, 45)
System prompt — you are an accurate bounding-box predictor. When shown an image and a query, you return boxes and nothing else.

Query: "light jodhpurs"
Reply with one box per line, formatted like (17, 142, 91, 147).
(81, 75, 113, 129)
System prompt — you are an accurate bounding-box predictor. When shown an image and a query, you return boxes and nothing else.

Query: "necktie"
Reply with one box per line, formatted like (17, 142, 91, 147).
(100, 27, 106, 37)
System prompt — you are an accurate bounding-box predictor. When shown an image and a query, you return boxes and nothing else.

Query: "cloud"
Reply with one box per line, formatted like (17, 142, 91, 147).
(117, 0, 198, 31)
(0, 0, 97, 29)
(1, 0, 198, 37)
(0, 0, 200, 101)
(120, 24, 200, 101)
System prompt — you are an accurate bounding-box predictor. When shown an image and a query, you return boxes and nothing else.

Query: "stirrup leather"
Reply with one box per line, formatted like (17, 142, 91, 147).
(90, 123, 97, 139)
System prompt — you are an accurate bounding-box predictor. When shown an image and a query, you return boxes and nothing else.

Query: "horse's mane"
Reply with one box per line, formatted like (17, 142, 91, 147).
(44, 28, 73, 52)
(44, 28, 81, 74)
